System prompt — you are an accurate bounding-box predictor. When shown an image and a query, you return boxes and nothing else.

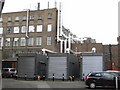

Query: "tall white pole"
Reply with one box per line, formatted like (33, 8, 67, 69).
(57, 3, 60, 42)
(68, 33, 71, 50)
(64, 39, 67, 53)
(59, 2, 62, 36)
(60, 40, 63, 53)
(26, 9, 29, 38)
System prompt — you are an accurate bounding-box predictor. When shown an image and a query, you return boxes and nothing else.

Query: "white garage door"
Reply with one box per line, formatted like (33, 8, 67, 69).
(82, 56, 103, 77)
(48, 57, 67, 79)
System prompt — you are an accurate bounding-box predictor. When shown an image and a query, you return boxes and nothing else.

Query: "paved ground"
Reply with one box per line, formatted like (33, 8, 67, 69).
(2, 78, 116, 90)
(2, 78, 86, 89)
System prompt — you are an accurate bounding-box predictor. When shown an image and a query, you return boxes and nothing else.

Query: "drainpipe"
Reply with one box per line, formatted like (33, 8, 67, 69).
(64, 39, 67, 53)
(68, 33, 71, 50)
(26, 9, 30, 38)
(60, 40, 63, 53)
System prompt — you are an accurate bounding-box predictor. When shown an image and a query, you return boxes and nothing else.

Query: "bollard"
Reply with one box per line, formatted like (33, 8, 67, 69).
(115, 77, 118, 89)
(62, 74, 64, 81)
(43, 74, 45, 81)
(72, 76, 74, 81)
(34, 74, 36, 80)
(16, 74, 18, 80)
(53, 73, 54, 81)
(25, 74, 27, 80)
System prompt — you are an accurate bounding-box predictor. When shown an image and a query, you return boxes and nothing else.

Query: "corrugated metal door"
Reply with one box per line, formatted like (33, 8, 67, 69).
(18, 57, 35, 78)
(48, 57, 67, 79)
(82, 56, 103, 77)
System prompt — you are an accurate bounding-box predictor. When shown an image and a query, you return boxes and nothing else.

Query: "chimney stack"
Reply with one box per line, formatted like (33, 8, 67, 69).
(37, 2, 40, 10)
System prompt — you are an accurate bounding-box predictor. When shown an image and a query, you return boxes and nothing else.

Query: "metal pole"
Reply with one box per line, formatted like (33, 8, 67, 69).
(109, 44, 112, 69)
(115, 77, 118, 89)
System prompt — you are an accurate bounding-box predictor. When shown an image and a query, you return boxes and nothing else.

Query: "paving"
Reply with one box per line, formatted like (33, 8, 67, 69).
(2, 78, 86, 89)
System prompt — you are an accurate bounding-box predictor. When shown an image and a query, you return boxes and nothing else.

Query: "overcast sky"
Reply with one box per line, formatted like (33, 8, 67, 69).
(2, 0, 119, 44)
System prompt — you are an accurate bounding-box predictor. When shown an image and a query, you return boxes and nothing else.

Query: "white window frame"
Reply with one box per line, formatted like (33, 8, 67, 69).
(22, 15, 26, 21)
(7, 27, 12, 33)
(0, 38, 2, 48)
(29, 25, 34, 32)
(21, 26, 26, 33)
(8, 17, 12, 22)
(47, 24, 52, 32)
(14, 27, 19, 33)
(20, 37, 26, 46)
(0, 18, 3, 22)
(28, 38, 34, 46)
(6, 38, 10, 46)
(36, 37, 42, 46)
(47, 37, 52, 45)
(48, 13, 52, 19)
(13, 38, 19, 46)
(15, 16, 19, 21)
(38, 14, 42, 20)
(30, 15, 34, 20)
(0, 27, 3, 34)
(37, 25, 42, 32)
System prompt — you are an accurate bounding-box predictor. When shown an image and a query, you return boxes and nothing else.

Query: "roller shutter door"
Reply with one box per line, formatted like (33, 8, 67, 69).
(18, 57, 35, 78)
(82, 56, 103, 77)
(48, 57, 67, 79)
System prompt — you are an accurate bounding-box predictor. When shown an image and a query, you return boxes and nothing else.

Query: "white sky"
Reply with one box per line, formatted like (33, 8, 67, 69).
(2, 0, 120, 44)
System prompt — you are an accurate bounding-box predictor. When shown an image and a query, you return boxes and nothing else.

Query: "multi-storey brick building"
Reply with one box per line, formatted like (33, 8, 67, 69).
(1, 8, 60, 59)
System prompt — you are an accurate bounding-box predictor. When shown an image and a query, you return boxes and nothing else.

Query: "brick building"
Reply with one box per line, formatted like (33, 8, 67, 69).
(1, 8, 59, 59)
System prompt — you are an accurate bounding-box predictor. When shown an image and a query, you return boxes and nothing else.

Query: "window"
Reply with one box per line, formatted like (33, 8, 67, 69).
(29, 26, 34, 32)
(37, 25, 42, 32)
(20, 37, 26, 46)
(102, 73, 114, 79)
(28, 38, 34, 46)
(47, 24, 52, 32)
(30, 15, 34, 20)
(6, 38, 10, 46)
(95, 73, 101, 77)
(8, 17, 12, 22)
(13, 38, 19, 46)
(0, 18, 3, 22)
(38, 14, 42, 20)
(47, 37, 52, 45)
(14, 27, 19, 33)
(15, 16, 19, 21)
(21, 26, 26, 33)
(48, 13, 52, 19)
(36, 37, 42, 46)
(0, 27, 3, 34)
(7, 27, 12, 33)
(22, 16, 26, 21)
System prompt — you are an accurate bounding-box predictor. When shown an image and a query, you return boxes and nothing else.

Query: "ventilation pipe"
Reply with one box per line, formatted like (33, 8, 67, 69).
(64, 39, 67, 53)
(68, 33, 71, 50)
(37, 3, 40, 10)
(48, 1, 49, 9)
(60, 40, 63, 53)
(26, 9, 30, 38)
(59, 2, 62, 36)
